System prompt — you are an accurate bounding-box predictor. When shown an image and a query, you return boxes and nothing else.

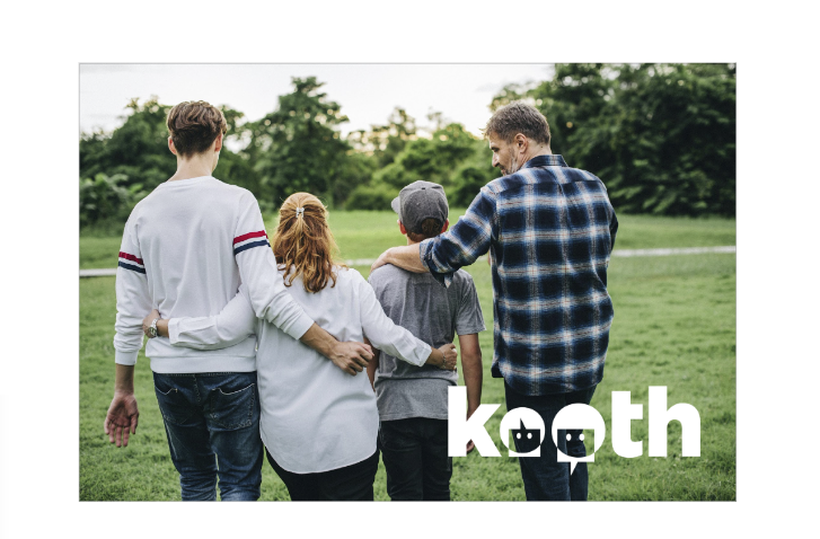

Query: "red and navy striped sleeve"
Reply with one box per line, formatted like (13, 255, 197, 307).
(118, 251, 146, 274)
(233, 230, 270, 256)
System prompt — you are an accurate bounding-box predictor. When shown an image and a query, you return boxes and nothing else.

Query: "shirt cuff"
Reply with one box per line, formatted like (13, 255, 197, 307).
(115, 349, 139, 366)
(168, 319, 181, 344)
(281, 312, 315, 341)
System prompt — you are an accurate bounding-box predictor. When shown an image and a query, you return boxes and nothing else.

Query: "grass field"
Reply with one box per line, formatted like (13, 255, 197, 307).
(79, 211, 736, 501)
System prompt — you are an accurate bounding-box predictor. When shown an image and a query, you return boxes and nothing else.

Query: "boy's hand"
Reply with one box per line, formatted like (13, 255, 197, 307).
(104, 391, 139, 447)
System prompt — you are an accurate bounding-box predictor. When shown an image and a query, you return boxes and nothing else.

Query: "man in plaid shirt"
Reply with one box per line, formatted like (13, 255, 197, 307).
(371, 101, 618, 500)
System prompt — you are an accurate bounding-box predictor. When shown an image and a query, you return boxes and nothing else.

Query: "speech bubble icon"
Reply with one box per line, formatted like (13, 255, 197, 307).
(552, 403, 606, 475)
(500, 407, 546, 457)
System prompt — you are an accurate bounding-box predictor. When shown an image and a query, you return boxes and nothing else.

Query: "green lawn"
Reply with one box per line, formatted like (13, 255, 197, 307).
(79, 211, 735, 501)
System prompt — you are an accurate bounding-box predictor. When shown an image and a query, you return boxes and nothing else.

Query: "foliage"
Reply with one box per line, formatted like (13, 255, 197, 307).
(604, 64, 736, 216)
(344, 181, 395, 211)
(79, 64, 735, 225)
(80, 97, 174, 193)
(79, 172, 146, 228)
(242, 77, 353, 208)
(347, 106, 418, 169)
(366, 122, 497, 208)
(507, 63, 736, 217)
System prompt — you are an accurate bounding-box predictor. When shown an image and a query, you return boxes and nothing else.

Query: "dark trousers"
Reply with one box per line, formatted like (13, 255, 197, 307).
(504, 381, 597, 501)
(379, 418, 452, 501)
(265, 448, 379, 501)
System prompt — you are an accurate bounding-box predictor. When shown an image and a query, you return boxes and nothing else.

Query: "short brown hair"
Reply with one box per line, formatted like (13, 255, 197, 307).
(405, 217, 444, 243)
(484, 101, 551, 146)
(273, 192, 346, 294)
(166, 100, 228, 157)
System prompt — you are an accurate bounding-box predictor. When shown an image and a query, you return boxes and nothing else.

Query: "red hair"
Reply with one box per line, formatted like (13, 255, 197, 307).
(272, 192, 346, 293)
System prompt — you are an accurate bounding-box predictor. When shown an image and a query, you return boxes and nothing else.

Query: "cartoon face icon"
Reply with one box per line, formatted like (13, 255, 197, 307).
(500, 407, 546, 457)
(552, 404, 606, 474)
(511, 420, 542, 454)
(562, 430, 594, 448)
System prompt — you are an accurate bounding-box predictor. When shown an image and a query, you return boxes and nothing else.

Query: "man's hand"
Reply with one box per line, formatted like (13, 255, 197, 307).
(370, 248, 392, 273)
(142, 309, 161, 337)
(329, 341, 374, 376)
(370, 244, 426, 274)
(104, 391, 139, 447)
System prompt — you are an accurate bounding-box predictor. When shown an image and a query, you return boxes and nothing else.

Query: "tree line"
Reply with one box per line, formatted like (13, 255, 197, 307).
(80, 64, 735, 229)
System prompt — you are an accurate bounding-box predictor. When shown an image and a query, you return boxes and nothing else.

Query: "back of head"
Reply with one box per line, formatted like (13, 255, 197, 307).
(273, 192, 346, 293)
(166, 100, 228, 158)
(484, 101, 551, 146)
(407, 218, 445, 242)
(391, 181, 449, 242)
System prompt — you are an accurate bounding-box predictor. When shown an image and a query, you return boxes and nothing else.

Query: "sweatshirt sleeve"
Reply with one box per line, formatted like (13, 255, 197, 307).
(356, 271, 432, 367)
(113, 214, 151, 365)
(232, 191, 314, 340)
(168, 285, 257, 350)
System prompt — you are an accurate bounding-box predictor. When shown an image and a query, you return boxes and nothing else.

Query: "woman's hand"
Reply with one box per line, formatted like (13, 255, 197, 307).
(437, 343, 458, 370)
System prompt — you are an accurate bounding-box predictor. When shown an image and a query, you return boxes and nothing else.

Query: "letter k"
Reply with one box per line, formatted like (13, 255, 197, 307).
(447, 386, 501, 457)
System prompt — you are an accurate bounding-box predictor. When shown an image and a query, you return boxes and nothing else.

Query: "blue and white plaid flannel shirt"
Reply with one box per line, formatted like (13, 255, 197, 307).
(419, 154, 618, 396)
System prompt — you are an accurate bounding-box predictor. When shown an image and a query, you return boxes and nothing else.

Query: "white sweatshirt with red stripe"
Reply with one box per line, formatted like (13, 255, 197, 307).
(113, 175, 314, 374)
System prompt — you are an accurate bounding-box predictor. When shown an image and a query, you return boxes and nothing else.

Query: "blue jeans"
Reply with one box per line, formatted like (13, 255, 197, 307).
(504, 381, 597, 501)
(153, 372, 263, 501)
(379, 418, 452, 500)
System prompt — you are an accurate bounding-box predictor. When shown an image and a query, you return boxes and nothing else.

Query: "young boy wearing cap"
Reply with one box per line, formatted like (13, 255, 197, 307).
(366, 180, 485, 501)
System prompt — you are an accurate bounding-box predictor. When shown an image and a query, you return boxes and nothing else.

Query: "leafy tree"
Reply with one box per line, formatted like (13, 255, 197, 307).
(605, 63, 736, 216)
(375, 122, 479, 189)
(242, 77, 351, 208)
(348, 121, 497, 210)
(497, 63, 736, 216)
(79, 172, 146, 228)
(348, 107, 418, 169)
(344, 181, 396, 211)
(80, 97, 174, 193)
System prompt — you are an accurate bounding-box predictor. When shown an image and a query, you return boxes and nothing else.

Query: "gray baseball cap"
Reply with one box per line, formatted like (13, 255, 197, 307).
(391, 180, 449, 234)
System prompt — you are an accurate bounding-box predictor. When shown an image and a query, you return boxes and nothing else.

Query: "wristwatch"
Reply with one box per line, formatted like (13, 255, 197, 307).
(148, 318, 160, 338)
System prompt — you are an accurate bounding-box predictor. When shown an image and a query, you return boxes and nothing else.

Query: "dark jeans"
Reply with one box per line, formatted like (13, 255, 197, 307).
(266, 448, 379, 501)
(504, 381, 597, 501)
(379, 418, 452, 501)
(152, 371, 263, 501)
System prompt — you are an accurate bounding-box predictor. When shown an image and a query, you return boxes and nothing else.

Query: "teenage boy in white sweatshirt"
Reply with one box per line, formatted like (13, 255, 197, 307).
(104, 100, 373, 501)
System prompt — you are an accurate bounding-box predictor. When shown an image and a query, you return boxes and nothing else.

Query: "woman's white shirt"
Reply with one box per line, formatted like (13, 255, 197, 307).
(168, 266, 432, 473)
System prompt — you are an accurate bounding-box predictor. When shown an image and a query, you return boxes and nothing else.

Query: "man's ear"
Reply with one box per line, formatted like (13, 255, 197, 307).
(513, 133, 529, 155)
(441, 219, 450, 233)
(398, 220, 407, 235)
(214, 132, 223, 153)
(168, 136, 177, 156)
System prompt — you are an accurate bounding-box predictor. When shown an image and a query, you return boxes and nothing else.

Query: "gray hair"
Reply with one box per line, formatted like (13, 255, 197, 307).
(483, 101, 551, 146)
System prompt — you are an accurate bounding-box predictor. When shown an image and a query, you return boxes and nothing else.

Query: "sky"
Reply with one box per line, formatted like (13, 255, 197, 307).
(79, 63, 555, 139)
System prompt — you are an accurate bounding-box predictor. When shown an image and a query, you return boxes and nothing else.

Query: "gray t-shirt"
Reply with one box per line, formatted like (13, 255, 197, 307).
(368, 263, 485, 421)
